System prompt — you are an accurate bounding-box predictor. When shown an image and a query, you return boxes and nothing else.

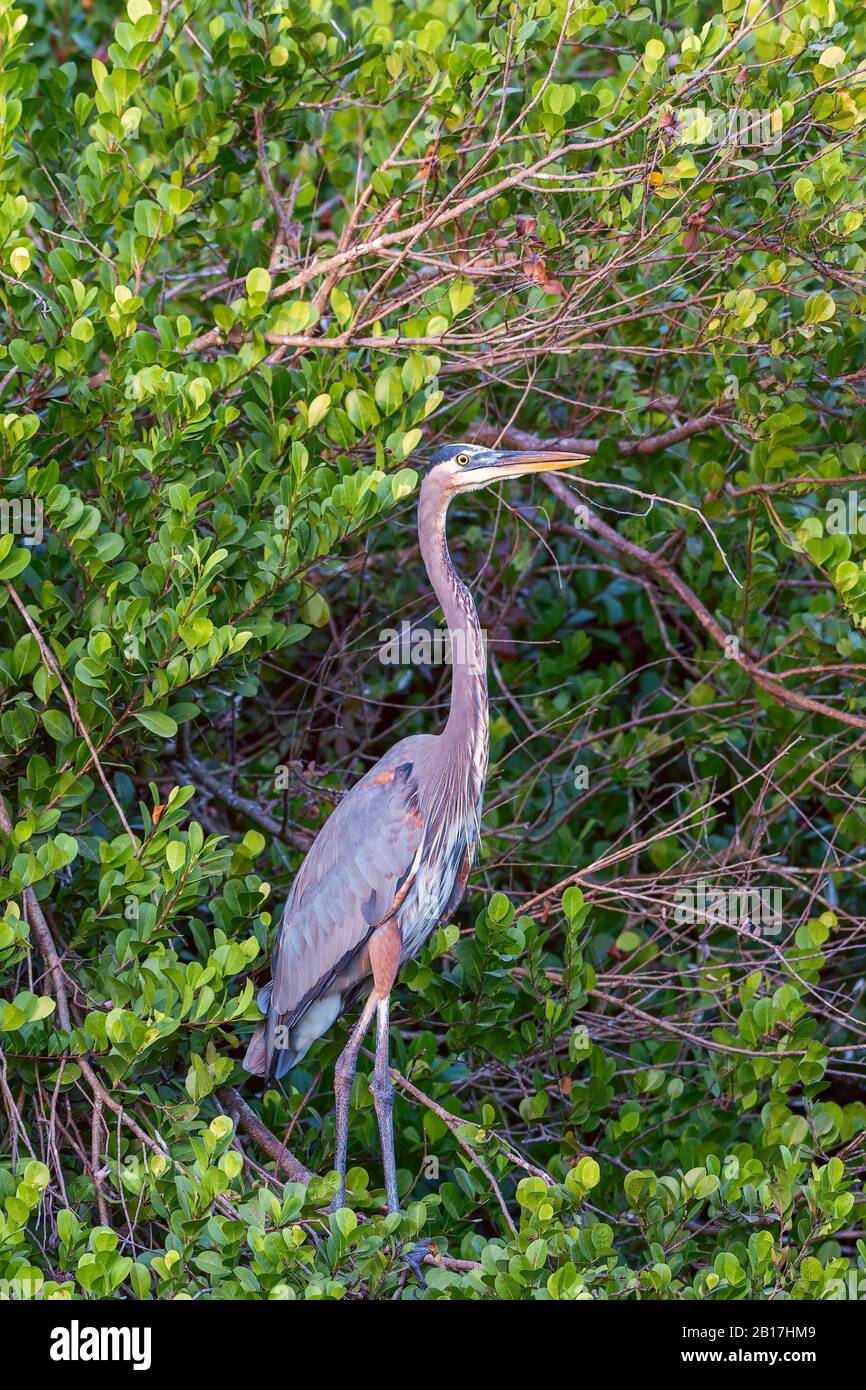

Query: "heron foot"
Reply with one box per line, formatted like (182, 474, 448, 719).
(401, 1238, 436, 1287)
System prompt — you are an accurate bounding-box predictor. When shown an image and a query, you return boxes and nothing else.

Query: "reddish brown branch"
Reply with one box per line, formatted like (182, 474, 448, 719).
(545, 473, 866, 734)
(217, 1086, 312, 1184)
(471, 413, 731, 458)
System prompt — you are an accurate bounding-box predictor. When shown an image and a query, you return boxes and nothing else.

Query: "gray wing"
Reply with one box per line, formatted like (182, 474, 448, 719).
(273, 758, 424, 1015)
(244, 758, 425, 1076)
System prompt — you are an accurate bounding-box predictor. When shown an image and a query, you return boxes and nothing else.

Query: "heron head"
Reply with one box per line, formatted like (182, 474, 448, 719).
(426, 441, 588, 492)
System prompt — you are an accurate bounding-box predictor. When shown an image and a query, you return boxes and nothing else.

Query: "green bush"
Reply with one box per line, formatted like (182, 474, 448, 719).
(1, 0, 865, 1299)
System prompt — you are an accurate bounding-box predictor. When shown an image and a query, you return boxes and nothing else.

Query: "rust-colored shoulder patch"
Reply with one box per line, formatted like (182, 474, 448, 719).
(370, 760, 415, 789)
(369, 768, 396, 786)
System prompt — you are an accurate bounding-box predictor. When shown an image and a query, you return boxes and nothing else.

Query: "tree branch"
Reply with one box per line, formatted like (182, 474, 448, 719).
(6, 583, 137, 849)
(0, 791, 72, 1032)
(545, 473, 866, 734)
(217, 1086, 312, 1184)
(471, 412, 731, 458)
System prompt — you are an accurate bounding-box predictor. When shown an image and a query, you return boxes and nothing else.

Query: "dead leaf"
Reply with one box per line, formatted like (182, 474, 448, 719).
(682, 224, 702, 253)
(522, 253, 548, 285)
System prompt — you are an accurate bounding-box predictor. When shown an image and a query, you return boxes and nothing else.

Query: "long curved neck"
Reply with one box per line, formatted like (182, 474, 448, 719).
(418, 478, 489, 764)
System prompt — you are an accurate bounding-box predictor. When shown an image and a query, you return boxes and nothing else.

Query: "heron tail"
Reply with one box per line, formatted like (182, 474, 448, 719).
(243, 981, 300, 1081)
(242, 1020, 269, 1077)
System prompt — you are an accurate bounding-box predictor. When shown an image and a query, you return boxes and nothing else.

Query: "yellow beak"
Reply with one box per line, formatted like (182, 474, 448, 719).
(481, 450, 590, 481)
(505, 451, 589, 474)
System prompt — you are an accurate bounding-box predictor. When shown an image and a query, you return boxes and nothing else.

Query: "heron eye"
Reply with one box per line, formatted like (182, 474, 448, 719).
(455, 452, 470, 466)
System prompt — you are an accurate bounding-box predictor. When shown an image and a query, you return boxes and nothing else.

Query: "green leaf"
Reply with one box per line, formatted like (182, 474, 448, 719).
(134, 711, 178, 738)
(448, 280, 474, 315)
(804, 292, 835, 325)
(0, 545, 31, 580)
(166, 840, 186, 873)
(329, 287, 352, 326)
(245, 267, 272, 299)
(306, 393, 331, 428)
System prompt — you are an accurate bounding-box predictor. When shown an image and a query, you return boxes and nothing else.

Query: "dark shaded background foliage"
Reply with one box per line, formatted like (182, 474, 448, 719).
(1, 0, 866, 1299)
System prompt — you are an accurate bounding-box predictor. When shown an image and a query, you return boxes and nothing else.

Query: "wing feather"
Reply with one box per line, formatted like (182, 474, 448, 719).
(270, 760, 424, 1021)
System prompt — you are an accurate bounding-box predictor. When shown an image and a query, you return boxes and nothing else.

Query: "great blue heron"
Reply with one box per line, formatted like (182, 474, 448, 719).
(244, 441, 587, 1210)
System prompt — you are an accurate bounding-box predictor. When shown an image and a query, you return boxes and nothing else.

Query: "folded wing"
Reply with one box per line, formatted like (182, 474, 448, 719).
(245, 759, 425, 1077)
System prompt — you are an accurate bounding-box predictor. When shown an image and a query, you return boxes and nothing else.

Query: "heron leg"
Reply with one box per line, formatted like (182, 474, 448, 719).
(371, 993, 400, 1214)
(331, 989, 377, 1210)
